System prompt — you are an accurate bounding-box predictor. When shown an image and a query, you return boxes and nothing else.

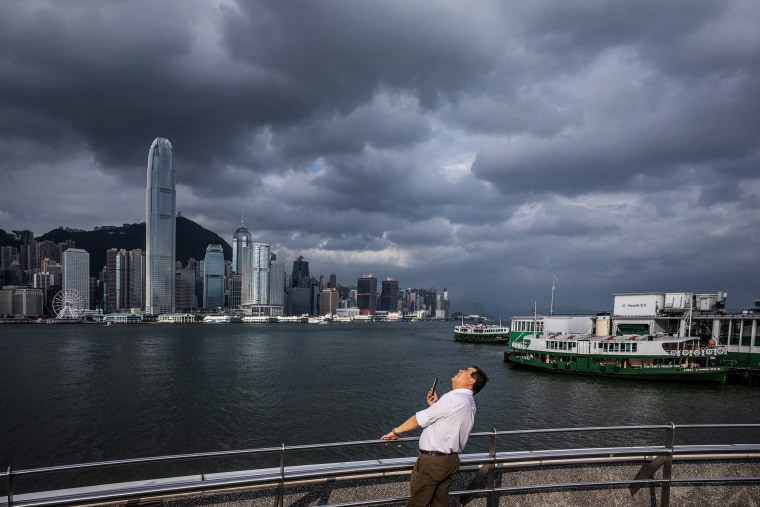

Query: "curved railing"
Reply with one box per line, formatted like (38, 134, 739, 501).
(3, 423, 760, 507)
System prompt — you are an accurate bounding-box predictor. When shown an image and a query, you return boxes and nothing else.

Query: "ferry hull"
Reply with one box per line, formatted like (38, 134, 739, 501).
(454, 333, 508, 344)
(506, 353, 728, 383)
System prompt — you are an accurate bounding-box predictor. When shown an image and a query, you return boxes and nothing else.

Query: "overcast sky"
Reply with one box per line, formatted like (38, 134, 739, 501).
(2, 0, 759, 316)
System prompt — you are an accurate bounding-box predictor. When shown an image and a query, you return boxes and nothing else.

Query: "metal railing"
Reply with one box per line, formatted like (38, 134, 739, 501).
(2, 423, 760, 507)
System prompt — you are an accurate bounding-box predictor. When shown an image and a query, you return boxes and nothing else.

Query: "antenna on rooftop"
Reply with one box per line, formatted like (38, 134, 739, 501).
(550, 276, 558, 315)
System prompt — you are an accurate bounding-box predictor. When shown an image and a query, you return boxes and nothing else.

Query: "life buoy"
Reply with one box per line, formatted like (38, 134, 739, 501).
(600, 365, 606, 372)
(552, 362, 558, 369)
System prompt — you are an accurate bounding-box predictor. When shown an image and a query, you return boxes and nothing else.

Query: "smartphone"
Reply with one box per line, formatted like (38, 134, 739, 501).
(431, 377, 438, 393)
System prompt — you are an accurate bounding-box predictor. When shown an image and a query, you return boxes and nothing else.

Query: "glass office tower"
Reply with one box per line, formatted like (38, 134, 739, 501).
(145, 137, 176, 314)
(232, 220, 252, 274)
(242, 243, 271, 306)
(203, 244, 225, 309)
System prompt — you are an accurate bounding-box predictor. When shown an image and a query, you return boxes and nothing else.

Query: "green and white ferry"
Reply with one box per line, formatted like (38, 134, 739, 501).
(454, 319, 509, 344)
(506, 291, 760, 382)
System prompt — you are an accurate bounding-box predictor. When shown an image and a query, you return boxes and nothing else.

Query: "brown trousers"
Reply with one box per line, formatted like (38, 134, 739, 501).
(407, 453, 460, 507)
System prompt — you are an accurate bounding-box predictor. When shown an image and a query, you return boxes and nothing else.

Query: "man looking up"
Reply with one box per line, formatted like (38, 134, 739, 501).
(381, 366, 488, 507)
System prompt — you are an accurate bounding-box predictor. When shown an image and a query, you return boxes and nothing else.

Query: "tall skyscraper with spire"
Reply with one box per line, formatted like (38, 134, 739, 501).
(145, 137, 176, 314)
(232, 216, 252, 274)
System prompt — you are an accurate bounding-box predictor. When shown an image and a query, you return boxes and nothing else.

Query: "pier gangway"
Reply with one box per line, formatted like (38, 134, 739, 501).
(2, 423, 760, 507)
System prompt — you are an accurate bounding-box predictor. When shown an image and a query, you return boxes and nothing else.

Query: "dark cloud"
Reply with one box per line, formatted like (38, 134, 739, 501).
(2, 0, 760, 316)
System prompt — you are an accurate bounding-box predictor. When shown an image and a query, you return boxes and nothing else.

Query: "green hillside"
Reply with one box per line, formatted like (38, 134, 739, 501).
(31, 217, 232, 275)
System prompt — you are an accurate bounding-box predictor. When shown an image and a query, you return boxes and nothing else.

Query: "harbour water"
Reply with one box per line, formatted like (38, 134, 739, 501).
(2, 321, 759, 475)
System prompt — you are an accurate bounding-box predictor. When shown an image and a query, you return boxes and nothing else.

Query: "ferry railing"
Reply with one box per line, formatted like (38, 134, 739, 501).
(2, 423, 760, 507)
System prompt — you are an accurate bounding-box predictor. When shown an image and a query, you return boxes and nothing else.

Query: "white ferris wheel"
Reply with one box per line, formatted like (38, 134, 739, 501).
(53, 288, 85, 319)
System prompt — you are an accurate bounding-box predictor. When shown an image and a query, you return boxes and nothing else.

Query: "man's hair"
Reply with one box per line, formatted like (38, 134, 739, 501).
(469, 366, 488, 395)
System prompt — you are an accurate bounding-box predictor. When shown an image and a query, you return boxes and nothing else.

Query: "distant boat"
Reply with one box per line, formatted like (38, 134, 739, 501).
(454, 319, 509, 344)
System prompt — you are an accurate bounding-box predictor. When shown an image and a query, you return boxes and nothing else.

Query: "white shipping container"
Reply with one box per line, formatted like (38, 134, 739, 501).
(696, 294, 718, 311)
(664, 292, 692, 312)
(613, 293, 665, 316)
(543, 315, 594, 334)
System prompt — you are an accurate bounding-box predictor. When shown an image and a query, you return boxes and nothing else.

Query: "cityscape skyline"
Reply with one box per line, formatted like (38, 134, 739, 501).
(2, 2, 760, 317)
(0, 219, 451, 319)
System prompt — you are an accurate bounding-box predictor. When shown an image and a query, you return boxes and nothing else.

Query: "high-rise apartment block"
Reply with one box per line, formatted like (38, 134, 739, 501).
(145, 137, 176, 314)
(62, 248, 90, 310)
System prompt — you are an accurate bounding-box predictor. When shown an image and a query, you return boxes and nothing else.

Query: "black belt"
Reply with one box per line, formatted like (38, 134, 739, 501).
(420, 450, 458, 456)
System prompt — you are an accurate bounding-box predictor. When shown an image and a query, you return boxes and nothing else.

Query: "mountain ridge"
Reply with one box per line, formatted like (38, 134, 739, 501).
(1, 217, 232, 276)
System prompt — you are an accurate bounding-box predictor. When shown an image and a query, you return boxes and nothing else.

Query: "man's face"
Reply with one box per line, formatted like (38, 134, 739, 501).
(451, 367, 476, 389)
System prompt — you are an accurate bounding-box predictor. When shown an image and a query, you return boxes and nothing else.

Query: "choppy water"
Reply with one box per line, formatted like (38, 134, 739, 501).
(2, 321, 758, 473)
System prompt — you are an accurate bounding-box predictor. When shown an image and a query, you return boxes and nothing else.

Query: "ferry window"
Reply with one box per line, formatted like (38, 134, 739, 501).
(729, 321, 740, 345)
(632, 344, 637, 352)
(741, 320, 752, 347)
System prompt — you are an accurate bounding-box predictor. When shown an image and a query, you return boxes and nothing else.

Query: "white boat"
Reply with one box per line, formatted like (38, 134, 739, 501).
(454, 321, 509, 344)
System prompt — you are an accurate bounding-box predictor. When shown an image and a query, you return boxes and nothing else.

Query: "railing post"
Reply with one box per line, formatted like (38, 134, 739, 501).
(6, 466, 12, 507)
(661, 423, 675, 507)
(486, 428, 496, 507)
(275, 444, 285, 507)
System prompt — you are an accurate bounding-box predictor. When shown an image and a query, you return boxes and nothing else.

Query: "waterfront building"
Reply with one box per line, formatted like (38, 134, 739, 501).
(145, 137, 176, 314)
(380, 277, 399, 313)
(175, 269, 197, 312)
(289, 286, 311, 316)
(33, 271, 59, 312)
(242, 243, 282, 315)
(203, 244, 225, 309)
(357, 275, 377, 316)
(319, 288, 339, 316)
(62, 248, 90, 310)
(127, 249, 145, 310)
(13, 287, 44, 317)
(106, 249, 128, 313)
(232, 219, 252, 275)
(425, 288, 437, 317)
(269, 258, 285, 308)
(228, 273, 242, 308)
(436, 288, 450, 319)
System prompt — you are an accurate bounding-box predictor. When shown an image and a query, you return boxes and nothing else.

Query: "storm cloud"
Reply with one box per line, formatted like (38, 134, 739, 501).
(2, 0, 759, 316)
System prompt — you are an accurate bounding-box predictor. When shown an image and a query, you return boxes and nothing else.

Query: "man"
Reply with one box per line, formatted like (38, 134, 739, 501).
(381, 366, 488, 507)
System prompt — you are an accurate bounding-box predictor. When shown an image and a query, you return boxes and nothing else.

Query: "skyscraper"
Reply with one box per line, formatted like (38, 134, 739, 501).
(242, 243, 270, 306)
(380, 277, 399, 312)
(145, 137, 176, 314)
(203, 244, 225, 309)
(62, 248, 90, 310)
(357, 275, 377, 315)
(232, 218, 252, 274)
(106, 248, 128, 312)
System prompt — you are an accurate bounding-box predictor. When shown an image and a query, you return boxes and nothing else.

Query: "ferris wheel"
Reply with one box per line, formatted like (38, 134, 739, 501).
(53, 288, 85, 319)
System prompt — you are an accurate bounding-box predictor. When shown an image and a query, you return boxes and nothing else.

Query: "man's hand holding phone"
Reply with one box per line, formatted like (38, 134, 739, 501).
(427, 377, 438, 405)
